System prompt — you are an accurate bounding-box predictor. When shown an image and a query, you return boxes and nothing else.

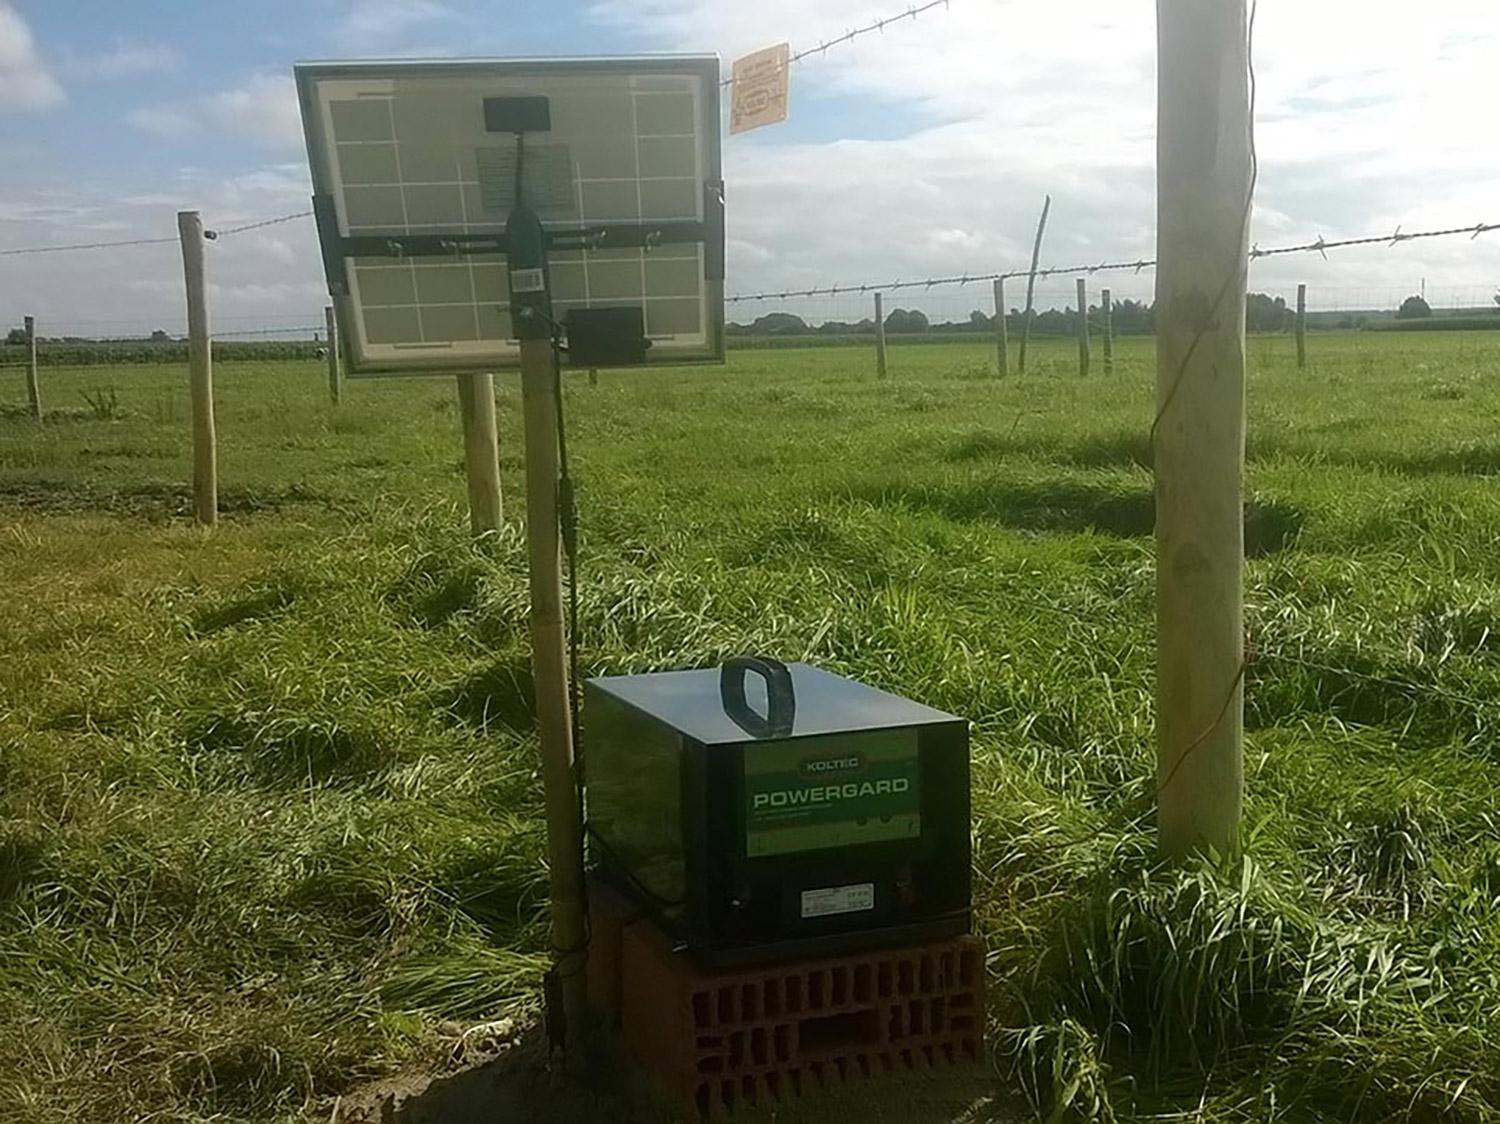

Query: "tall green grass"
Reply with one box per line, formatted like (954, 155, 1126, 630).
(3, 332, 1500, 1120)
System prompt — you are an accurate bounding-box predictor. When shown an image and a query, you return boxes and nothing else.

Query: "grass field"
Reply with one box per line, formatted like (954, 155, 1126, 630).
(3, 331, 1500, 1122)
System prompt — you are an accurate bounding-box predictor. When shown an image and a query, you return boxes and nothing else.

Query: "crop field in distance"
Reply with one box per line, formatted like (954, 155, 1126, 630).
(3, 330, 1500, 1122)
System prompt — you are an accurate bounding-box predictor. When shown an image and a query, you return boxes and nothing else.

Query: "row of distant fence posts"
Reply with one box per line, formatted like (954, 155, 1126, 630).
(15, 210, 501, 534)
(870, 275, 1311, 378)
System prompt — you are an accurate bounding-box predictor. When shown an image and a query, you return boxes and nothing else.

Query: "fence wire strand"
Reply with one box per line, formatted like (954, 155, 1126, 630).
(0, 210, 314, 257)
(720, 0, 949, 86)
(725, 221, 1500, 304)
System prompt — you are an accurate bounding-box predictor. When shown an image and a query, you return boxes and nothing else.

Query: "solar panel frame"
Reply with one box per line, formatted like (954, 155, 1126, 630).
(295, 55, 724, 376)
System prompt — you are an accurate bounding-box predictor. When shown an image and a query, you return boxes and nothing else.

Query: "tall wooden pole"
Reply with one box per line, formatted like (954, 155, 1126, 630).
(874, 291, 888, 378)
(324, 305, 342, 405)
(518, 336, 587, 1052)
(993, 277, 1009, 376)
(1018, 194, 1051, 374)
(1076, 277, 1091, 377)
(23, 315, 40, 421)
(177, 211, 217, 526)
(456, 372, 503, 534)
(1102, 288, 1115, 375)
(1295, 283, 1307, 369)
(1155, 0, 1251, 858)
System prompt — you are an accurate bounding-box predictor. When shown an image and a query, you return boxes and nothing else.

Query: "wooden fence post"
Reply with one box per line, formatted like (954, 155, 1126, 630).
(1076, 277, 1090, 377)
(456, 372, 503, 534)
(993, 277, 1009, 376)
(1018, 194, 1051, 374)
(874, 291, 888, 378)
(1155, 0, 1251, 858)
(177, 211, 217, 526)
(518, 334, 587, 1054)
(23, 315, 40, 421)
(1102, 288, 1115, 375)
(324, 305, 342, 405)
(1295, 283, 1307, 369)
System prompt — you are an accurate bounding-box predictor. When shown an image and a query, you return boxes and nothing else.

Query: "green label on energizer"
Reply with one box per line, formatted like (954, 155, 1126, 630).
(743, 730, 921, 858)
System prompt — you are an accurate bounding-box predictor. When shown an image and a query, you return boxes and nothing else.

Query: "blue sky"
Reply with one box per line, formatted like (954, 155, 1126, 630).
(2, 0, 1498, 334)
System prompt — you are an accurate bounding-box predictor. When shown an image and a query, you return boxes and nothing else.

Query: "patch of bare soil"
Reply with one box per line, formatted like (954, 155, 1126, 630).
(0, 480, 325, 520)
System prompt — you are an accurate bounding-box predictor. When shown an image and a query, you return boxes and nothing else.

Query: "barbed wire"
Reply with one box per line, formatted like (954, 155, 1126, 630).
(0, 233, 178, 258)
(724, 220, 1500, 303)
(206, 211, 315, 239)
(0, 210, 315, 258)
(721, 0, 949, 87)
(214, 326, 322, 337)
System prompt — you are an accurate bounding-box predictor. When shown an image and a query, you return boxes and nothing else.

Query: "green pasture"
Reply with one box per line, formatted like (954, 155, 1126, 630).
(3, 330, 1500, 1122)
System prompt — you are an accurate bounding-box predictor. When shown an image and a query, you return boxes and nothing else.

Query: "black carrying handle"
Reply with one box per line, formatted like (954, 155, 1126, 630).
(720, 656, 796, 739)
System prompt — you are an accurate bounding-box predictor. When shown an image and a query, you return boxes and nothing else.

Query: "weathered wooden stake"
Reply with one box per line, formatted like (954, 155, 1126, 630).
(177, 211, 217, 526)
(1155, 0, 1251, 858)
(1076, 277, 1091, 377)
(1102, 288, 1115, 375)
(23, 315, 40, 421)
(456, 372, 503, 534)
(1295, 283, 1307, 369)
(874, 291, 888, 378)
(993, 277, 1009, 376)
(324, 305, 342, 405)
(1018, 195, 1052, 374)
(518, 335, 587, 1054)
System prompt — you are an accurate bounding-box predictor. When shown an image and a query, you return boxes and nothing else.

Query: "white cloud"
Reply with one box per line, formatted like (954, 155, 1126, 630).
(591, 0, 1500, 314)
(4, 2, 1499, 335)
(339, 0, 453, 52)
(0, 162, 320, 337)
(128, 73, 302, 149)
(0, 2, 64, 112)
(60, 40, 179, 80)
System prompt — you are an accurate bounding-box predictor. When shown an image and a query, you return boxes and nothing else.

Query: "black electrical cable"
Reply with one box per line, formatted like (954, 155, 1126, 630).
(546, 326, 591, 998)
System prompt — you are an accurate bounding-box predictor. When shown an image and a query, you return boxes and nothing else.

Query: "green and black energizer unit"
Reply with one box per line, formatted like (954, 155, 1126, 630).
(585, 658, 970, 964)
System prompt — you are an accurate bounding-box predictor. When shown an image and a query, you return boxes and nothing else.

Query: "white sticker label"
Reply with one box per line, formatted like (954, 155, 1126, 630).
(800, 882, 875, 919)
(509, 267, 545, 293)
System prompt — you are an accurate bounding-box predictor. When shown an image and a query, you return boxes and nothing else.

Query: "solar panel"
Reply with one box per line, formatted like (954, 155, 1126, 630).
(295, 57, 724, 375)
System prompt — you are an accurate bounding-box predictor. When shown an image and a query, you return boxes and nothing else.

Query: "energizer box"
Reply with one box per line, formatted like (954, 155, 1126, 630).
(585, 658, 970, 964)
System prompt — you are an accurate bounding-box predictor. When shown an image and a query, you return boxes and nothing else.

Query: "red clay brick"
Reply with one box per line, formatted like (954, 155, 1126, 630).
(586, 878, 641, 1024)
(615, 920, 985, 1119)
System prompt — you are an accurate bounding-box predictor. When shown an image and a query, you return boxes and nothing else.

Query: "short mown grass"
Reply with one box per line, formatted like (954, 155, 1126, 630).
(3, 332, 1500, 1121)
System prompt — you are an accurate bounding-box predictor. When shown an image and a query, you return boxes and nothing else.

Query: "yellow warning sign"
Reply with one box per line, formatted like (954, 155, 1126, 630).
(730, 43, 790, 135)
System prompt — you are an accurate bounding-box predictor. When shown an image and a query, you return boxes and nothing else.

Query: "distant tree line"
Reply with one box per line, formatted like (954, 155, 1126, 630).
(726, 297, 1155, 338)
(727, 290, 1500, 338)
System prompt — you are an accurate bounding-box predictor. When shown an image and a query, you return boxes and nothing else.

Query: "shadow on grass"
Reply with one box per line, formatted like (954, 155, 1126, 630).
(867, 477, 1303, 556)
(945, 428, 1291, 471)
(437, 653, 537, 732)
(385, 550, 487, 629)
(1333, 443, 1500, 477)
(193, 585, 296, 634)
(1248, 649, 1493, 744)
(333, 1023, 1011, 1124)
(0, 480, 324, 520)
(0, 833, 48, 902)
(186, 713, 388, 787)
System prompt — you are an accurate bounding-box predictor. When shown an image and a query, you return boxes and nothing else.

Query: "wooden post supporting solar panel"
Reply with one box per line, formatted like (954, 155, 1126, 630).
(1076, 277, 1091, 377)
(518, 335, 587, 1055)
(456, 372, 503, 534)
(1102, 288, 1115, 375)
(177, 211, 217, 526)
(324, 305, 342, 405)
(874, 291, 888, 378)
(23, 316, 40, 421)
(1296, 283, 1307, 369)
(1155, 0, 1251, 858)
(993, 277, 1008, 376)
